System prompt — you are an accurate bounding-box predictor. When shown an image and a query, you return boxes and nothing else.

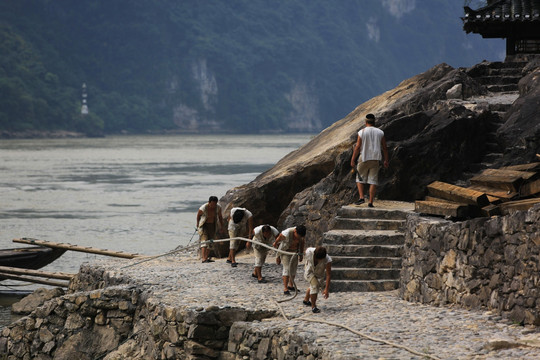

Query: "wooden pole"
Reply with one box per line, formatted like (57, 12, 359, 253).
(0, 273, 70, 287)
(12, 238, 143, 259)
(0, 266, 74, 280)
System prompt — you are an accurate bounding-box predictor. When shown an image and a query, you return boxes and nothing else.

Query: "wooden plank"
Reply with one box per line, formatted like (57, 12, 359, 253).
(500, 162, 540, 172)
(0, 266, 74, 280)
(415, 200, 470, 218)
(481, 204, 501, 217)
(467, 184, 517, 201)
(521, 178, 540, 197)
(470, 169, 536, 192)
(427, 181, 490, 207)
(499, 198, 540, 215)
(424, 196, 466, 205)
(0, 272, 70, 287)
(12, 238, 143, 259)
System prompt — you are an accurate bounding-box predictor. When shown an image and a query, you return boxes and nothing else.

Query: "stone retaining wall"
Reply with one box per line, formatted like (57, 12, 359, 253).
(228, 321, 322, 360)
(0, 285, 139, 360)
(400, 204, 540, 325)
(0, 264, 324, 359)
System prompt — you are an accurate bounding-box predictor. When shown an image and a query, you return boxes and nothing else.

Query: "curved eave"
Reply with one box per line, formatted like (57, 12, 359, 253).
(463, 18, 540, 38)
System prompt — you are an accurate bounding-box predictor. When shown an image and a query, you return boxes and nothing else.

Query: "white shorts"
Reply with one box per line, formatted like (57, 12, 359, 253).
(307, 275, 324, 295)
(280, 254, 298, 277)
(253, 248, 268, 267)
(228, 229, 244, 250)
(356, 160, 380, 185)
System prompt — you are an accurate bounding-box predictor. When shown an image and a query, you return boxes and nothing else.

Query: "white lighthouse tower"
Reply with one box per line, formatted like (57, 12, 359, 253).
(81, 83, 89, 115)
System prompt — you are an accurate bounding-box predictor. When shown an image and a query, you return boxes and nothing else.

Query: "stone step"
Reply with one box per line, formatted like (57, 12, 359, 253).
(466, 62, 525, 77)
(333, 217, 405, 231)
(486, 142, 501, 152)
(332, 267, 401, 281)
(330, 256, 402, 268)
(493, 68, 523, 76)
(483, 61, 526, 70)
(488, 103, 513, 112)
(488, 84, 518, 92)
(330, 279, 399, 292)
(477, 76, 522, 85)
(326, 244, 403, 257)
(323, 229, 404, 245)
(337, 205, 411, 220)
(483, 153, 503, 162)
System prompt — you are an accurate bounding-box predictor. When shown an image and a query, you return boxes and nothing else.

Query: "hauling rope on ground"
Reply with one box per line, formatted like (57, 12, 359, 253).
(121, 235, 441, 358)
(120, 236, 301, 301)
(295, 316, 442, 360)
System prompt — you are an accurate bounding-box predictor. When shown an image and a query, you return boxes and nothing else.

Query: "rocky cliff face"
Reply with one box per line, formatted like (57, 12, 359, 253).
(220, 59, 540, 246)
(170, 60, 323, 133)
(285, 81, 322, 132)
(172, 58, 222, 132)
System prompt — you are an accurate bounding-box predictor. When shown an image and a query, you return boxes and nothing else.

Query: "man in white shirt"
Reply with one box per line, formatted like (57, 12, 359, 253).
(273, 225, 306, 295)
(247, 224, 279, 283)
(303, 246, 332, 313)
(227, 207, 254, 267)
(350, 113, 389, 207)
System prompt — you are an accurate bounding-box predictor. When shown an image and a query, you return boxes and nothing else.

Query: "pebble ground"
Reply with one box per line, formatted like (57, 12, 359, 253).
(102, 249, 540, 360)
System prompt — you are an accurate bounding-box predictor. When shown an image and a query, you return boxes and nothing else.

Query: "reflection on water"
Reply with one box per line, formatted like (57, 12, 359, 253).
(0, 134, 312, 327)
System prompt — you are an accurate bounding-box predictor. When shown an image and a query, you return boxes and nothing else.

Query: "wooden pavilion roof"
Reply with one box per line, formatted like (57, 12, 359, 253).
(463, 0, 540, 38)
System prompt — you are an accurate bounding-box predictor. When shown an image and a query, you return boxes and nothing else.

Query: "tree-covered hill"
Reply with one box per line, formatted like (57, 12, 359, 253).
(0, 0, 504, 136)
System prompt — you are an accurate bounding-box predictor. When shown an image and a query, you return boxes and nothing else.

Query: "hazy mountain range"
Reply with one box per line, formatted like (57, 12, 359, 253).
(0, 0, 504, 136)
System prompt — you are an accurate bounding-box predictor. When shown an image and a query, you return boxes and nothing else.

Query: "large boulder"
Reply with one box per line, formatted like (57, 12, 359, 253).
(11, 287, 65, 315)
(220, 60, 540, 246)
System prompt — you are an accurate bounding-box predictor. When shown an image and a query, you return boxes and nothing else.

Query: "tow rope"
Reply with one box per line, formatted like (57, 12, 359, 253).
(120, 236, 438, 359)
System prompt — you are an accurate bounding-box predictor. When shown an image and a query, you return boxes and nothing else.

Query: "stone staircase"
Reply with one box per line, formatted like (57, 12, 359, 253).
(466, 61, 526, 94)
(323, 203, 414, 292)
(456, 61, 526, 185)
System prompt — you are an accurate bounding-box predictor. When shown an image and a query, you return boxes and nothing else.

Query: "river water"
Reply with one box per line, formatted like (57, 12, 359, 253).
(0, 134, 311, 325)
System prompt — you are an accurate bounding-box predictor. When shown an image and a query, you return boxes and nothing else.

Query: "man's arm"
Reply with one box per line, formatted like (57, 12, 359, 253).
(196, 209, 203, 228)
(298, 238, 305, 262)
(218, 209, 225, 234)
(381, 136, 389, 168)
(273, 234, 284, 248)
(248, 216, 254, 238)
(350, 135, 362, 168)
(323, 262, 332, 298)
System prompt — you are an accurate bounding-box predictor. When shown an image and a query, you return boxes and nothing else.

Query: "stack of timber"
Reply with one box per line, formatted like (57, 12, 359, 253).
(0, 238, 144, 287)
(0, 266, 74, 287)
(415, 160, 540, 219)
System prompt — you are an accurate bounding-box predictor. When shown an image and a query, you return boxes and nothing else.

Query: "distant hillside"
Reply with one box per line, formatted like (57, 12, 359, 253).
(0, 0, 504, 136)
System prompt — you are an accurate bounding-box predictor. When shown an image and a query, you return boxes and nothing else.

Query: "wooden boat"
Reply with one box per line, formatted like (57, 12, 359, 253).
(0, 246, 66, 271)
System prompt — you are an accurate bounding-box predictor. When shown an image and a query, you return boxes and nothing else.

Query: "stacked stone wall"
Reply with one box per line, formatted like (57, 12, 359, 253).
(0, 285, 139, 360)
(227, 321, 322, 360)
(400, 204, 540, 325)
(0, 264, 323, 359)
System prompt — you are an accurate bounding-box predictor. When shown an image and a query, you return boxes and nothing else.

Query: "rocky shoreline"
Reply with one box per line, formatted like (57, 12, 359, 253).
(2, 246, 540, 359)
(0, 130, 87, 139)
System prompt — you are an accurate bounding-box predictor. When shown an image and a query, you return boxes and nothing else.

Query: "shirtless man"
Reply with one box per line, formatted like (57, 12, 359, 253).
(196, 196, 225, 263)
(273, 225, 306, 295)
